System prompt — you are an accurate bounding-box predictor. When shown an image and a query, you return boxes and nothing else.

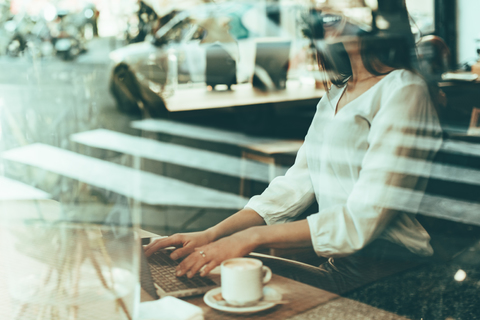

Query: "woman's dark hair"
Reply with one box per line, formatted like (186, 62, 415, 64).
(304, 0, 417, 89)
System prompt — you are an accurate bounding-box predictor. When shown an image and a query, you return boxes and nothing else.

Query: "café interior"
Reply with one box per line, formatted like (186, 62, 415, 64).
(0, 0, 479, 319)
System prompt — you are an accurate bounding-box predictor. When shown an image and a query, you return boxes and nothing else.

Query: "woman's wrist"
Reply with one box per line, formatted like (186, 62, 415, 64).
(203, 227, 219, 243)
(244, 226, 264, 249)
(203, 208, 265, 243)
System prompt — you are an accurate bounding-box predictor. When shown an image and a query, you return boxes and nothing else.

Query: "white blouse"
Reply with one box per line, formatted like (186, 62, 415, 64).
(245, 69, 443, 257)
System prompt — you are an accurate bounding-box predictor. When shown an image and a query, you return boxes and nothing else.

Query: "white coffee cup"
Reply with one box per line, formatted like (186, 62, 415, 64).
(220, 257, 272, 307)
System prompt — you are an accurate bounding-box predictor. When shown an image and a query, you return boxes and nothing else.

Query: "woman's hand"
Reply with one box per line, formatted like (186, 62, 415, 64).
(144, 230, 215, 260)
(176, 229, 259, 278)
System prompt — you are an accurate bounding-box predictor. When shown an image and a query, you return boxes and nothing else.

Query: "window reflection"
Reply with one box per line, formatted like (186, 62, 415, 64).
(0, 1, 479, 319)
(406, 0, 435, 35)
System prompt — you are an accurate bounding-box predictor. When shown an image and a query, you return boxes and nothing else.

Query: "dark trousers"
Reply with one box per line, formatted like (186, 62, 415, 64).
(252, 239, 432, 295)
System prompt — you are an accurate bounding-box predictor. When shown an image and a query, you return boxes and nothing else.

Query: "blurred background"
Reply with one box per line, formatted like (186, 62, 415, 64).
(0, 0, 480, 319)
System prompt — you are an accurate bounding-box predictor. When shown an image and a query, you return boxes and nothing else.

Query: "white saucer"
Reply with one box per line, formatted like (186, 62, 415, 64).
(203, 286, 282, 314)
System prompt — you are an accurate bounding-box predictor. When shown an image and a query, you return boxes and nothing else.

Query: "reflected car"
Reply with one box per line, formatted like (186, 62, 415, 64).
(108, 1, 307, 116)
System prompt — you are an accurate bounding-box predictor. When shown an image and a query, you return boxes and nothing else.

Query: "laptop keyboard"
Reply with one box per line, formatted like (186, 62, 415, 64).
(148, 250, 216, 293)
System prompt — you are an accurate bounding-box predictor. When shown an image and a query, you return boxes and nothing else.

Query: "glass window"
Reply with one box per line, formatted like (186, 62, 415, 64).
(406, 0, 435, 35)
(1, 1, 479, 320)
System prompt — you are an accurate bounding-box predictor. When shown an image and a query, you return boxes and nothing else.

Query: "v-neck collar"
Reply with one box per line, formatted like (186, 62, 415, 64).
(332, 70, 398, 117)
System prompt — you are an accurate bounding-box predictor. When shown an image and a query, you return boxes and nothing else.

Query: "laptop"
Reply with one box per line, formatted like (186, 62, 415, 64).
(253, 39, 291, 91)
(140, 246, 219, 299)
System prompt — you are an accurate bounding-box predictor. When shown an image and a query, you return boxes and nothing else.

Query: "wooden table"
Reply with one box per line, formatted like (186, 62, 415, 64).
(0, 232, 408, 320)
(138, 230, 340, 319)
(136, 233, 409, 319)
(0, 263, 408, 320)
(438, 78, 480, 133)
(141, 273, 339, 320)
(139, 262, 409, 320)
(164, 81, 325, 112)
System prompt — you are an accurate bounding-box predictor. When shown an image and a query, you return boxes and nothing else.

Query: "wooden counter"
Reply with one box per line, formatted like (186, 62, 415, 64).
(164, 81, 325, 112)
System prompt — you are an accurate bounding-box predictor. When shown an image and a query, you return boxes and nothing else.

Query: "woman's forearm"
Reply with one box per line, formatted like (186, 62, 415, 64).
(174, 215, 313, 278)
(205, 208, 266, 241)
(247, 219, 313, 250)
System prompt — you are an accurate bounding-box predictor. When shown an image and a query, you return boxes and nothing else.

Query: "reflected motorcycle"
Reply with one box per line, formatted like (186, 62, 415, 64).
(50, 9, 86, 60)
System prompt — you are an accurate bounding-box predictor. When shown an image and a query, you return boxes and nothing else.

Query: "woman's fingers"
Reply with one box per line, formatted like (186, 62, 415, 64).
(170, 245, 195, 260)
(176, 247, 216, 278)
(174, 233, 253, 278)
(144, 231, 213, 258)
(144, 235, 182, 257)
(176, 251, 203, 277)
(186, 252, 210, 278)
(200, 260, 220, 277)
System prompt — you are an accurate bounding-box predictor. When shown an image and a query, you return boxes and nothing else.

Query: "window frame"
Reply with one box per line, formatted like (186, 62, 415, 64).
(434, 0, 457, 67)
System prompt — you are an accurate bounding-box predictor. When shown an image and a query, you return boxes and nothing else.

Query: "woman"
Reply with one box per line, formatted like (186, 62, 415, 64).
(145, 1, 443, 294)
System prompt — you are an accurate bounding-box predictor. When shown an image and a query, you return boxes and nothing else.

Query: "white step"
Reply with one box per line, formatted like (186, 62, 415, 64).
(70, 129, 288, 182)
(2, 144, 248, 210)
(0, 177, 50, 200)
(442, 138, 480, 157)
(130, 119, 303, 153)
(419, 194, 480, 227)
(133, 119, 480, 158)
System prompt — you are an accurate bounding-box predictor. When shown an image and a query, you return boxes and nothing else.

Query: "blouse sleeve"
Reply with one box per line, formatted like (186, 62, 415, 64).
(244, 142, 316, 225)
(307, 83, 443, 257)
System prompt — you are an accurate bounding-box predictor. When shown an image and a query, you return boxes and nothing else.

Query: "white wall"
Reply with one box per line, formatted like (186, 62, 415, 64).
(456, 0, 480, 64)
